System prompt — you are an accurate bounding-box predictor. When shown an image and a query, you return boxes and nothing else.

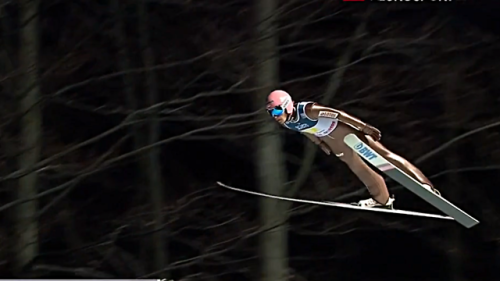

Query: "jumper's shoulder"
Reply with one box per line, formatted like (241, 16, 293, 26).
(307, 102, 343, 119)
(303, 102, 319, 119)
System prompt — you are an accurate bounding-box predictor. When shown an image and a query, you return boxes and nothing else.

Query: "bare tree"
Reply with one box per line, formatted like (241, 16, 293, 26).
(253, 0, 288, 281)
(111, 0, 150, 275)
(138, 1, 168, 278)
(443, 57, 465, 281)
(111, 0, 146, 177)
(13, 0, 41, 273)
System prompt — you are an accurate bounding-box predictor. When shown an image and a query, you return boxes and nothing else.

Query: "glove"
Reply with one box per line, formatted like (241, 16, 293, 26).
(362, 124, 381, 142)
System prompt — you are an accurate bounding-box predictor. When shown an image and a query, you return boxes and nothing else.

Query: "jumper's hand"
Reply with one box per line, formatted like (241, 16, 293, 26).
(363, 124, 381, 142)
(318, 142, 331, 155)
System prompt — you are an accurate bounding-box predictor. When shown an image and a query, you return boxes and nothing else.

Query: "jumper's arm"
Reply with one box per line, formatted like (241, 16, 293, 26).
(304, 102, 382, 141)
(305, 103, 367, 132)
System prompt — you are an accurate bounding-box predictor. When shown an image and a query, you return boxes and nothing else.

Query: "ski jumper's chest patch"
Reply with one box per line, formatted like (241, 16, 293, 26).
(284, 102, 338, 137)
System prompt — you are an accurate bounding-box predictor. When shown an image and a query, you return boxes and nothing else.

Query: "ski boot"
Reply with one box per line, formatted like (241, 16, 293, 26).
(355, 195, 395, 209)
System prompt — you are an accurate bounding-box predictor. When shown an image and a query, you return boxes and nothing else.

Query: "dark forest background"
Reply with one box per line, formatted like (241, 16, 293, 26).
(1, 0, 499, 280)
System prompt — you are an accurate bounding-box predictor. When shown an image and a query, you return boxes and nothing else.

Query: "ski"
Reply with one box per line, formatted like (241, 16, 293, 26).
(343, 133, 479, 228)
(216, 181, 454, 221)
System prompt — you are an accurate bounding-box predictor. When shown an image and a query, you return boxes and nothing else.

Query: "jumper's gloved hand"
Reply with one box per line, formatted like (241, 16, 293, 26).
(362, 124, 381, 142)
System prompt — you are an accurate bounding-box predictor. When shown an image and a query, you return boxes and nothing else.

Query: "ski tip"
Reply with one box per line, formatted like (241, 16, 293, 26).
(343, 133, 360, 145)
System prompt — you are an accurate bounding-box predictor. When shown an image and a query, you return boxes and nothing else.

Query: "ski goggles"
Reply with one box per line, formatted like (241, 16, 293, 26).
(267, 106, 284, 117)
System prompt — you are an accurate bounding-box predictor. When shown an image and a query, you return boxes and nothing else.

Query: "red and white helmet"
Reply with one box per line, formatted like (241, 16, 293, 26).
(266, 90, 294, 115)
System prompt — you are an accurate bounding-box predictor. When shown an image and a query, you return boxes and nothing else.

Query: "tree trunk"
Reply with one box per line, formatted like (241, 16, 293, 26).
(111, 0, 147, 178)
(111, 0, 152, 271)
(13, 0, 41, 273)
(253, 0, 288, 280)
(137, 1, 168, 278)
(443, 64, 464, 281)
